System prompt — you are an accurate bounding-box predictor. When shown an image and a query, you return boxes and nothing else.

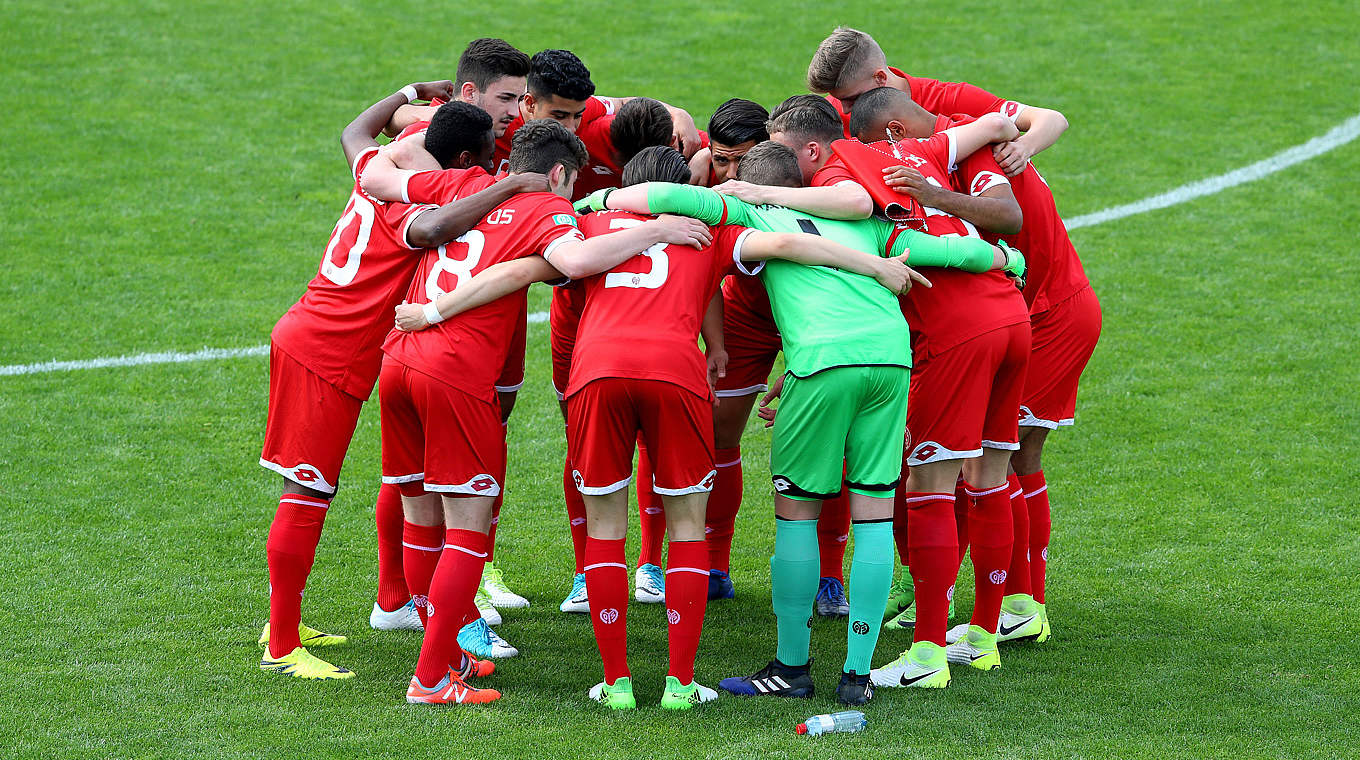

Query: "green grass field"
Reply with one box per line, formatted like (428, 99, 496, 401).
(3, 1, 1359, 758)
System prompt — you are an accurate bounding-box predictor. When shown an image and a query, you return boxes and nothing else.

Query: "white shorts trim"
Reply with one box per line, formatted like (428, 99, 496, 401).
(259, 458, 337, 495)
(1018, 405, 1069, 430)
(714, 384, 767, 398)
(653, 470, 717, 496)
(495, 381, 525, 393)
(906, 442, 982, 465)
(552, 379, 566, 401)
(981, 439, 1021, 451)
(575, 473, 632, 496)
(424, 474, 502, 496)
(381, 472, 425, 485)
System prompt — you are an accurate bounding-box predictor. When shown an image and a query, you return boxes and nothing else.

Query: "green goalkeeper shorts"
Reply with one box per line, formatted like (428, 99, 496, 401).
(770, 365, 910, 501)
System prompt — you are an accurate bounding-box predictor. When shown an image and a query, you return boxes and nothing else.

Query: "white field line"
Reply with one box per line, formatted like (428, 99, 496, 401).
(5, 110, 1358, 378)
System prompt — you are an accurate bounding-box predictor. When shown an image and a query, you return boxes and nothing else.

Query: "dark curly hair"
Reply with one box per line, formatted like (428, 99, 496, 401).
(425, 101, 494, 168)
(527, 49, 595, 102)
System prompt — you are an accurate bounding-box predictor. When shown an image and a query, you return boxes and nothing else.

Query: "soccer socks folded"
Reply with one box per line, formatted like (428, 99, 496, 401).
(771, 518, 819, 667)
(635, 438, 665, 568)
(817, 487, 851, 582)
(585, 537, 631, 684)
(664, 540, 709, 683)
(402, 521, 444, 626)
(843, 520, 894, 674)
(966, 484, 1014, 634)
(1019, 470, 1052, 604)
(564, 457, 588, 574)
(265, 492, 330, 658)
(705, 447, 743, 572)
(902, 492, 960, 647)
(374, 484, 409, 612)
(1004, 473, 1033, 597)
(413, 528, 488, 687)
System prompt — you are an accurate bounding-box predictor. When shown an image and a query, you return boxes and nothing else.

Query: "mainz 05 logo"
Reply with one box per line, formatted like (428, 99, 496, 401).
(599, 608, 619, 625)
(852, 620, 870, 635)
(667, 608, 681, 625)
(989, 570, 1008, 585)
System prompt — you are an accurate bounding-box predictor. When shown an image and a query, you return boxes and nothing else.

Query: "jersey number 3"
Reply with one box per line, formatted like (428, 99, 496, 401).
(603, 218, 669, 290)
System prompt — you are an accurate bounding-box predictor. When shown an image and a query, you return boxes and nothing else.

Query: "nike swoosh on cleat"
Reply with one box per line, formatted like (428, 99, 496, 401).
(899, 669, 943, 686)
(998, 616, 1036, 636)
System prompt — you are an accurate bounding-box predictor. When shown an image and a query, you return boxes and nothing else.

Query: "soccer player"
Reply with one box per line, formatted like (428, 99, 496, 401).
(379, 120, 715, 705)
(863, 88, 1102, 645)
(578, 142, 1020, 705)
(842, 89, 1032, 686)
(257, 85, 552, 680)
(687, 98, 769, 187)
(807, 26, 1069, 176)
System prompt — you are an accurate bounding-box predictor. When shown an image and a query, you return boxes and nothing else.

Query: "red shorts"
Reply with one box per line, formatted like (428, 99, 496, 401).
(379, 357, 506, 496)
(550, 287, 584, 399)
(715, 280, 781, 397)
(496, 300, 528, 394)
(259, 345, 364, 494)
(906, 321, 1031, 465)
(567, 378, 716, 495)
(1020, 285, 1101, 429)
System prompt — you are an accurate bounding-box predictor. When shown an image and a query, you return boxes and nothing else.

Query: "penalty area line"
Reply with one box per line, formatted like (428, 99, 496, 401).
(6, 109, 1358, 378)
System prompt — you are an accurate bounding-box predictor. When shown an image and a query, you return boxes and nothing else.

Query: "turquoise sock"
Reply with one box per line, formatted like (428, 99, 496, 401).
(844, 520, 895, 674)
(770, 518, 819, 668)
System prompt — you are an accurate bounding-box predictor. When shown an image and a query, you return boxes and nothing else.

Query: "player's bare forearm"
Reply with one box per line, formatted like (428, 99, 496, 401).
(948, 114, 1021, 164)
(394, 257, 562, 331)
(994, 106, 1068, 176)
(718, 181, 873, 220)
(701, 292, 725, 355)
(740, 232, 909, 293)
(919, 186, 1022, 235)
(406, 174, 548, 249)
(344, 82, 452, 168)
(547, 216, 711, 280)
(384, 104, 439, 138)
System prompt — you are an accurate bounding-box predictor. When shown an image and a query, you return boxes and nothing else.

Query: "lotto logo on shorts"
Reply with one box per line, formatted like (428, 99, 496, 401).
(773, 477, 792, 492)
(599, 608, 619, 625)
(471, 477, 496, 492)
(912, 445, 939, 462)
(989, 570, 1008, 585)
(701, 472, 716, 489)
(667, 608, 681, 625)
(572, 470, 585, 488)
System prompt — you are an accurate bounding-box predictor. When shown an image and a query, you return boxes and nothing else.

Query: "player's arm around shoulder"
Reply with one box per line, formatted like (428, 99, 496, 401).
(406, 174, 552, 249)
(714, 179, 872, 221)
(545, 213, 712, 280)
(735, 230, 927, 295)
(395, 256, 562, 332)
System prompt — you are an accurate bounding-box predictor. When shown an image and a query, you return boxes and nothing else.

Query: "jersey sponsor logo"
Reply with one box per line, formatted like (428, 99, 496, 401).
(667, 608, 681, 625)
(599, 607, 619, 625)
(988, 569, 1008, 585)
(485, 208, 516, 225)
(552, 213, 579, 227)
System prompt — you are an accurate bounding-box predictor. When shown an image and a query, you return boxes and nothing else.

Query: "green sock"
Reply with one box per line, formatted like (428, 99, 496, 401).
(844, 520, 894, 674)
(770, 517, 819, 668)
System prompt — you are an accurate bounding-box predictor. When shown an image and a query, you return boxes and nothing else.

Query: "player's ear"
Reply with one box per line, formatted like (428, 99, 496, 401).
(872, 67, 889, 87)
(522, 92, 537, 116)
(455, 150, 473, 170)
(459, 81, 480, 104)
(806, 141, 822, 163)
(887, 120, 907, 141)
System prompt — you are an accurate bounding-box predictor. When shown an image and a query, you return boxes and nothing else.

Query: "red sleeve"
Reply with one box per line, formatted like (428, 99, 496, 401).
(525, 196, 587, 260)
(405, 168, 493, 205)
(955, 149, 1011, 197)
(395, 121, 430, 142)
(582, 96, 611, 126)
(713, 224, 758, 276)
(810, 155, 858, 187)
(578, 115, 620, 171)
(913, 132, 955, 173)
(351, 146, 380, 179)
(913, 76, 1027, 122)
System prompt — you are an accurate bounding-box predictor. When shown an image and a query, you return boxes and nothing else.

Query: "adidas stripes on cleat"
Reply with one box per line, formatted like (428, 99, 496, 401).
(259, 646, 354, 680)
(945, 625, 1001, 671)
(589, 677, 636, 710)
(660, 676, 719, 710)
(481, 562, 529, 609)
(871, 641, 952, 689)
(406, 672, 500, 704)
(718, 659, 815, 698)
(835, 670, 875, 705)
(457, 618, 519, 659)
(259, 622, 347, 648)
(560, 573, 590, 614)
(634, 563, 665, 603)
(370, 599, 423, 631)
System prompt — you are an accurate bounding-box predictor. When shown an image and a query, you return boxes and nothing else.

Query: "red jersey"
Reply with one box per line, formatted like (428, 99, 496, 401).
(810, 154, 858, 188)
(883, 130, 1028, 359)
(271, 146, 437, 399)
(937, 113, 1088, 314)
(566, 210, 752, 399)
(382, 192, 585, 402)
(573, 114, 624, 199)
(491, 96, 614, 176)
(829, 68, 1028, 136)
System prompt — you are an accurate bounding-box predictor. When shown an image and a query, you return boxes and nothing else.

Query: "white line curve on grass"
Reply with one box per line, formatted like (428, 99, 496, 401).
(5, 109, 1358, 378)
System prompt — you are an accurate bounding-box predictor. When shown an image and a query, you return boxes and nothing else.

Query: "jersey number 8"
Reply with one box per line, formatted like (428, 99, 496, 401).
(425, 230, 485, 301)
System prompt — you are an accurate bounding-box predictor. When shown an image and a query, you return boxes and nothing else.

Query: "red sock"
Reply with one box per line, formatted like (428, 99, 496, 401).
(266, 493, 330, 658)
(564, 457, 587, 574)
(817, 485, 850, 582)
(584, 537, 630, 683)
(375, 484, 409, 612)
(902, 492, 958, 646)
(965, 483, 1014, 634)
(635, 438, 665, 568)
(1019, 470, 1051, 604)
(402, 521, 444, 626)
(664, 540, 709, 683)
(1003, 473, 1032, 597)
(704, 447, 743, 572)
(954, 479, 971, 568)
(413, 528, 488, 687)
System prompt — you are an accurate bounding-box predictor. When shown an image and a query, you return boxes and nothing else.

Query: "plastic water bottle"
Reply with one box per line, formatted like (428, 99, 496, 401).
(795, 710, 867, 735)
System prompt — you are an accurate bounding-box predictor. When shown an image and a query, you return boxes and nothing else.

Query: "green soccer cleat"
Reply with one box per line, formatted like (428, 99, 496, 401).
(945, 625, 1001, 671)
(475, 587, 502, 626)
(660, 675, 719, 710)
(870, 641, 952, 689)
(884, 574, 912, 618)
(884, 597, 957, 631)
(259, 646, 354, 680)
(997, 594, 1048, 642)
(259, 622, 347, 648)
(589, 676, 637, 710)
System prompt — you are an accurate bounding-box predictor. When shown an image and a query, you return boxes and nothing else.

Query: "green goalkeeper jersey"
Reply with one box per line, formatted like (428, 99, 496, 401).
(613, 183, 995, 377)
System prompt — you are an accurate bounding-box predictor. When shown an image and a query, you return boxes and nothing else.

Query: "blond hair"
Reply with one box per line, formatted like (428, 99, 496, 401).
(807, 27, 886, 93)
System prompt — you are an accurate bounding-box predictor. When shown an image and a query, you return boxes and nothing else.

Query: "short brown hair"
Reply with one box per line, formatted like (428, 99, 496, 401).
(507, 119, 589, 175)
(807, 26, 886, 93)
(767, 94, 844, 147)
(734, 141, 802, 188)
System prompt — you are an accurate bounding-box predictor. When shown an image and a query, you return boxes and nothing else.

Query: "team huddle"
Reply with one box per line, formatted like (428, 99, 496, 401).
(257, 27, 1101, 710)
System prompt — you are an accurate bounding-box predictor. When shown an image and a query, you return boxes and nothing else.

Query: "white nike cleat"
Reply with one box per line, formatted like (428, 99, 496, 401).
(560, 573, 590, 613)
(944, 622, 970, 644)
(370, 599, 423, 631)
(870, 641, 951, 688)
(945, 625, 1001, 671)
(634, 563, 665, 603)
(481, 562, 530, 609)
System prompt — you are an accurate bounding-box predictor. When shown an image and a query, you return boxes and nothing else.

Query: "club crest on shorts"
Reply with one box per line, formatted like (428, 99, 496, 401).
(599, 608, 619, 625)
(667, 608, 681, 625)
(989, 570, 1008, 585)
